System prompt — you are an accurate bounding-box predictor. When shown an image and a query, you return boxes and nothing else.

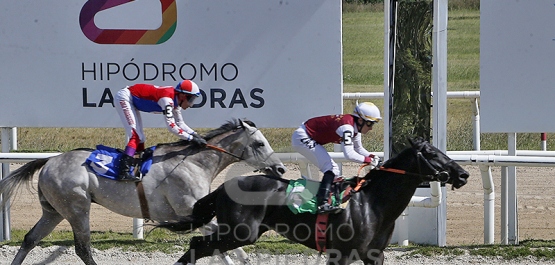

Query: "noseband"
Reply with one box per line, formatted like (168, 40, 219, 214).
(415, 152, 450, 182)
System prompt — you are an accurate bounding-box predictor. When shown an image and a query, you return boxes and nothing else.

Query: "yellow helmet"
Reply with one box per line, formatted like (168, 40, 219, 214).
(352, 102, 382, 123)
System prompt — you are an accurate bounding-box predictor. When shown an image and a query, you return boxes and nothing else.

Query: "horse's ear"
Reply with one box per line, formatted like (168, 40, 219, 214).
(238, 119, 246, 129)
(407, 137, 416, 147)
(238, 118, 256, 129)
(408, 137, 426, 149)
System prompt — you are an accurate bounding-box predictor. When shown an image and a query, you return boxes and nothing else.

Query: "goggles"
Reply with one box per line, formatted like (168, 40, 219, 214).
(364, 120, 377, 127)
(185, 94, 198, 104)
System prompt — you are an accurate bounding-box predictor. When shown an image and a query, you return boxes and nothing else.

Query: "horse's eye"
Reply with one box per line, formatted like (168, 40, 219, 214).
(422, 147, 435, 159)
(253, 142, 265, 148)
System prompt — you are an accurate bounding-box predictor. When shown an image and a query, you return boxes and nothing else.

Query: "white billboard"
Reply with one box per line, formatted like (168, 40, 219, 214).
(0, 0, 342, 128)
(481, 0, 555, 133)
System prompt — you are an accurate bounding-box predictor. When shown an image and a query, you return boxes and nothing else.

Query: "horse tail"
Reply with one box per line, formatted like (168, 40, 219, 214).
(157, 185, 223, 233)
(0, 158, 49, 208)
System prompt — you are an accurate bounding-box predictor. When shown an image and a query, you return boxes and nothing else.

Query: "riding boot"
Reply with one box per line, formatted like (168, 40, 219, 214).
(118, 154, 140, 182)
(316, 171, 342, 214)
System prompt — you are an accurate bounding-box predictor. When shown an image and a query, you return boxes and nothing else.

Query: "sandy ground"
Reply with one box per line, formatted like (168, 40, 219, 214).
(5, 162, 555, 247)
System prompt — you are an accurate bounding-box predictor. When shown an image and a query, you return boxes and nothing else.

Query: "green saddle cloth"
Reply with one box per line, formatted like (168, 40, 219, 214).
(286, 178, 346, 214)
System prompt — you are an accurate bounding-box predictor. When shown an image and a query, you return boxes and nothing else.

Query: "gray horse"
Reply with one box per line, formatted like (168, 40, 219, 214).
(0, 119, 286, 265)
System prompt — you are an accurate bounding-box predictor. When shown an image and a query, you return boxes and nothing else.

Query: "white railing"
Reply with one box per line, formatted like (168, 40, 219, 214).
(3, 150, 555, 246)
(343, 91, 482, 150)
(0, 91, 484, 243)
(4, 90, 538, 246)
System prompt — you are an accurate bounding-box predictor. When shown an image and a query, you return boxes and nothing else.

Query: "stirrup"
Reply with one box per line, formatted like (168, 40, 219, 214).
(119, 173, 141, 182)
(317, 203, 342, 214)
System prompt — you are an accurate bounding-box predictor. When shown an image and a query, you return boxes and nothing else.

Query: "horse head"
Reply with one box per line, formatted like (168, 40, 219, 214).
(382, 137, 469, 189)
(204, 119, 286, 177)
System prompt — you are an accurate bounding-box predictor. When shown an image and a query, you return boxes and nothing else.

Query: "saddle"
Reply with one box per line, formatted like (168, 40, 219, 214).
(286, 174, 371, 253)
(85, 145, 155, 181)
(285, 176, 367, 215)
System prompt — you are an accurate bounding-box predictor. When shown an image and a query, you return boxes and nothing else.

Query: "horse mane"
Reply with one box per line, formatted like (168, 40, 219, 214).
(156, 118, 256, 148)
(381, 137, 426, 168)
(365, 137, 439, 187)
(381, 146, 414, 168)
(359, 140, 424, 193)
(203, 118, 256, 141)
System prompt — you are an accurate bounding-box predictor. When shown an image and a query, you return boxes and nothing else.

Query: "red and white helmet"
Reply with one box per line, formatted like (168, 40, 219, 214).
(175, 80, 201, 97)
(352, 102, 382, 123)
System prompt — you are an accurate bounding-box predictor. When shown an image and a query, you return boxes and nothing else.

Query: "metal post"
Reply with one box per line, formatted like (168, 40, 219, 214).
(333, 144, 343, 176)
(431, 0, 449, 247)
(133, 218, 143, 239)
(298, 160, 313, 180)
(480, 165, 494, 244)
(1, 128, 13, 241)
(507, 133, 518, 244)
(472, 98, 481, 151)
(432, 0, 448, 152)
(383, 0, 397, 161)
(501, 166, 508, 244)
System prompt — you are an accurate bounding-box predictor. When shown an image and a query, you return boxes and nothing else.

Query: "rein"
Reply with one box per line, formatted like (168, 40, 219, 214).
(155, 132, 247, 189)
(206, 144, 243, 160)
(379, 152, 448, 180)
(205, 126, 277, 172)
(353, 152, 449, 192)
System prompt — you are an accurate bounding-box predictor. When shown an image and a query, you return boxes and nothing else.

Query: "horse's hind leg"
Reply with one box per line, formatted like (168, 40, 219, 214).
(11, 210, 64, 265)
(69, 220, 95, 265)
(59, 204, 97, 265)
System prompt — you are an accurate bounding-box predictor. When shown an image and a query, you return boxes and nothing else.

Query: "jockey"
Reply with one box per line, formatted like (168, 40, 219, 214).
(114, 80, 207, 181)
(291, 102, 382, 213)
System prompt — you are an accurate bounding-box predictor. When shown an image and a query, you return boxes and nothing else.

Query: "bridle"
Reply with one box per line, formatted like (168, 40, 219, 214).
(353, 149, 450, 192)
(204, 125, 276, 172)
(378, 151, 450, 182)
(204, 124, 255, 161)
(206, 144, 243, 160)
(157, 122, 273, 188)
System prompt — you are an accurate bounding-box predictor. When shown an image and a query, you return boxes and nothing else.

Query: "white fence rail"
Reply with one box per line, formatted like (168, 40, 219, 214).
(2, 150, 555, 245)
(3, 90, 548, 245)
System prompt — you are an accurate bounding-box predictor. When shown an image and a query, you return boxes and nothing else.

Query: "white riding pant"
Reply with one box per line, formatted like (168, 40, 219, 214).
(115, 87, 146, 143)
(291, 125, 340, 177)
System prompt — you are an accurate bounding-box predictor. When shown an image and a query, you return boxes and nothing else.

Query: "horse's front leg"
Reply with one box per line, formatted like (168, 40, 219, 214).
(231, 247, 251, 265)
(363, 250, 384, 265)
(197, 220, 236, 265)
(327, 251, 349, 265)
(198, 220, 251, 265)
(175, 236, 217, 265)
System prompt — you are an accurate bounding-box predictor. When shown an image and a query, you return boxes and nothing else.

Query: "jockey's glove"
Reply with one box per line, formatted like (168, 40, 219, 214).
(365, 154, 380, 170)
(190, 133, 207, 147)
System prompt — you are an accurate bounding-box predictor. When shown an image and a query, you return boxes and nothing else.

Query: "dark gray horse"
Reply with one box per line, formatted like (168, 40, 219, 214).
(158, 137, 469, 265)
(0, 119, 286, 265)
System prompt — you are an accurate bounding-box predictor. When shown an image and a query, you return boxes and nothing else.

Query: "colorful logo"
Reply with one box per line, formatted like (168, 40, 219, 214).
(79, 0, 177, 45)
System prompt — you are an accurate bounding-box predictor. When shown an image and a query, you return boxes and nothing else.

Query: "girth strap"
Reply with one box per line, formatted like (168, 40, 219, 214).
(315, 213, 329, 252)
(135, 181, 150, 219)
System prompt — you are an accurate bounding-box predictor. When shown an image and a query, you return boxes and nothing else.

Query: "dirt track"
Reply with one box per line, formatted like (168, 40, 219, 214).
(6, 163, 555, 246)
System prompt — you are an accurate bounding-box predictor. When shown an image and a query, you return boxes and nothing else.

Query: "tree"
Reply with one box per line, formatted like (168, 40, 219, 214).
(391, 0, 433, 155)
